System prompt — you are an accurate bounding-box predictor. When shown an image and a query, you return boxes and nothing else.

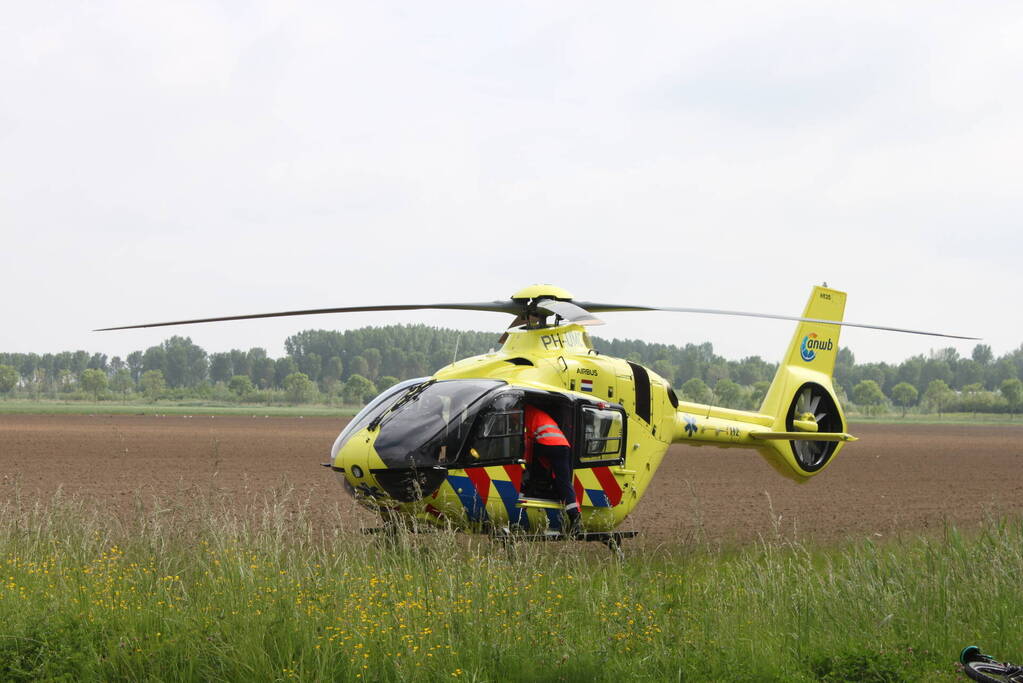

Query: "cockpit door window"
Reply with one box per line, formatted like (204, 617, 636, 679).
(480, 410, 524, 439)
(459, 391, 525, 466)
(575, 404, 626, 467)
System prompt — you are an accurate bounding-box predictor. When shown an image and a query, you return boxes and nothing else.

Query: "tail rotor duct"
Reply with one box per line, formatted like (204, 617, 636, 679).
(786, 382, 842, 472)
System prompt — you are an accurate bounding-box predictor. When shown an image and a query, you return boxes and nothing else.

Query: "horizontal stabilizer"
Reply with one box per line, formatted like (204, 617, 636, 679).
(750, 432, 858, 443)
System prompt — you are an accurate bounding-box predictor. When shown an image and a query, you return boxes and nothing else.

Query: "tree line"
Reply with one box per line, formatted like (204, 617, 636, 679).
(1, 325, 1021, 413)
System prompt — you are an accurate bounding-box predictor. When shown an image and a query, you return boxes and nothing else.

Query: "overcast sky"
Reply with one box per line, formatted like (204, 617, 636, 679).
(2, 1, 1019, 366)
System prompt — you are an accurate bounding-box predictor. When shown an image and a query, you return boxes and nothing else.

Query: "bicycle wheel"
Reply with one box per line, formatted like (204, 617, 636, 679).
(963, 658, 1023, 683)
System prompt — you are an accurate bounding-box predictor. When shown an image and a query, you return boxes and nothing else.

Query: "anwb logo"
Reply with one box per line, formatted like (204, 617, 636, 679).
(800, 334, 833, 362)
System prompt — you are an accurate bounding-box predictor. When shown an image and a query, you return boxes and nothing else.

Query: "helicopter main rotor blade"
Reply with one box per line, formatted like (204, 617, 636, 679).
(95, 301, 521, 331)
(535, 298, 604, 326)
(572, 302, 979, 340)
(96, 293, 979, 341)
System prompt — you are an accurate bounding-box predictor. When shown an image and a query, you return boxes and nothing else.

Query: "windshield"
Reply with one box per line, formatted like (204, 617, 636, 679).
(373, 379, 505, 468)
(330, 377, 429, 462)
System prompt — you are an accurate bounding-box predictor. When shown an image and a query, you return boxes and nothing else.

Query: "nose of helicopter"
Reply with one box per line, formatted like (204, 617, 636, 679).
(328, 378, 510, 505)
(331, 427, 377, 501)
(331, 424, 449, 505)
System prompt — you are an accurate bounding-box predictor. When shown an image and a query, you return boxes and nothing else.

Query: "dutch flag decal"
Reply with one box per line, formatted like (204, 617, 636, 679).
(580, 379, 593, 392)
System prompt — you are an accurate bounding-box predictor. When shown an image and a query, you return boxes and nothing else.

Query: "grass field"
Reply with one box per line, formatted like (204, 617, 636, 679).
(1, 487, 1017, 681)
(0, 399, 357, 418)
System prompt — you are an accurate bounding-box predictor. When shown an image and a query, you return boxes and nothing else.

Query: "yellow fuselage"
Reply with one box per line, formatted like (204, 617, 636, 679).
(333, 314, 851, 534)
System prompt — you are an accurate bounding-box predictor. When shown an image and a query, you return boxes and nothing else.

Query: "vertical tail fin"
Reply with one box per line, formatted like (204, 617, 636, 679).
(758, 286, 850, 480)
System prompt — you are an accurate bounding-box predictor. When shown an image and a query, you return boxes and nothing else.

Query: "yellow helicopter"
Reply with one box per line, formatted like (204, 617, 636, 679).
(100, 284, 975, 551)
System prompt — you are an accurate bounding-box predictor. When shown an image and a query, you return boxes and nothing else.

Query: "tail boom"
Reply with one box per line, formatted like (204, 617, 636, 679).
(671, 286, 853, 481)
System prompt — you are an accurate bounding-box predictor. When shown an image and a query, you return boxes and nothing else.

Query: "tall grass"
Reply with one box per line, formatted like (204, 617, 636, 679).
(0, 486, 1018, 681)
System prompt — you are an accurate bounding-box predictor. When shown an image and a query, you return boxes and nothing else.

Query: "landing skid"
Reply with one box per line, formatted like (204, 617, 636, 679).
(364, 512, 638, 557)
(364, 507, 439, 537)
(496, 528, 638, 557)
(361, 526, 437, 536)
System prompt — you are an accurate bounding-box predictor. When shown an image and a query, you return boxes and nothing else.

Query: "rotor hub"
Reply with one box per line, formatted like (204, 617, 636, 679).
(510, 284, 574, 303)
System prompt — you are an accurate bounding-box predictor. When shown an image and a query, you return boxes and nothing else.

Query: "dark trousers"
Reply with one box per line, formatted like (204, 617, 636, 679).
(531, 444, 576, 509)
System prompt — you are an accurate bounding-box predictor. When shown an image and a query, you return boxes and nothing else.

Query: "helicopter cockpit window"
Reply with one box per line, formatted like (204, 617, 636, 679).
(578, 405, 625, 464)
(331, 377, 429, 462)
(481, 410, 523, 439)
(372, 380, 506, 469)
(460, 390, 525, 466)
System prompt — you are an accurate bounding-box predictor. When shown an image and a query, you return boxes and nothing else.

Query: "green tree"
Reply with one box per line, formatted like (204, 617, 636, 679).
(852, 380, 886, 416)
(920, 358, 953, 391)
(988, 358, 1018, 389)
(889, 382, 918, 417)
(749, 380, 771, 410)
(349, 355, 370, 379)
(71, 350, 89, 375)
(384, 347, 407, 379)
(298, 352, 322, 383)
(19, 354, 39, 386)
(651, 360, 675, 386)
(0, 364, 17, 394)
(80, 368, 108, 399)
(230, 349, 251, 378)
(704, 362, 730, 387)
(362, 347, 382, 380)
(377, 375, 399, 392)
(681, 377, 713, 405)
(209, 352, 233, 384)
(317, 355, 344, 394)
(833, 347, 856, 392)
(972, 344, 994, 365)
(1001, 378, 1023, 417)
(734, 356, 774, 385)
(342, 374, 377, 405)
(141, 346, 167, 376)
(249, 350, 276, 389)
(923, 379, 954, 418)
(283, 372, 316, 405)
(140, 370, 166, 402)
(959, 384, 998, 414)
(275, 357, 299, 388)
(404, 351, 430, 378)
(228, 375, 255, 398)
(57, 369, 73, 392)
(111, 368, 133, 397)
(955, 359, 984, 389)
(126, 351, 143, 383)
(895, 355, 923, 392)
(713, 378, 745, 409)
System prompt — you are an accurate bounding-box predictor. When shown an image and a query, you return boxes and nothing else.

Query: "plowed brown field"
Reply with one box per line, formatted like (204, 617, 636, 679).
(2, 414, 1021, 544)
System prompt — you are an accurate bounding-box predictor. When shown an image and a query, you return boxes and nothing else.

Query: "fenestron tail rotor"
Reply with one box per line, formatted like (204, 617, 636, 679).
(794, 387, 824, 422)
(786, 383, 842, 471)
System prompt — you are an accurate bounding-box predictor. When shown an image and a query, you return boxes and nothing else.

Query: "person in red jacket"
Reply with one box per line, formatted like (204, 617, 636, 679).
(523, 404, 581, 535)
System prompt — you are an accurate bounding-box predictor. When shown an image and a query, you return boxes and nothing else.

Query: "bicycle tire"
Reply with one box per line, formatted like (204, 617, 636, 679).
(963, 659, 1023, 683)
